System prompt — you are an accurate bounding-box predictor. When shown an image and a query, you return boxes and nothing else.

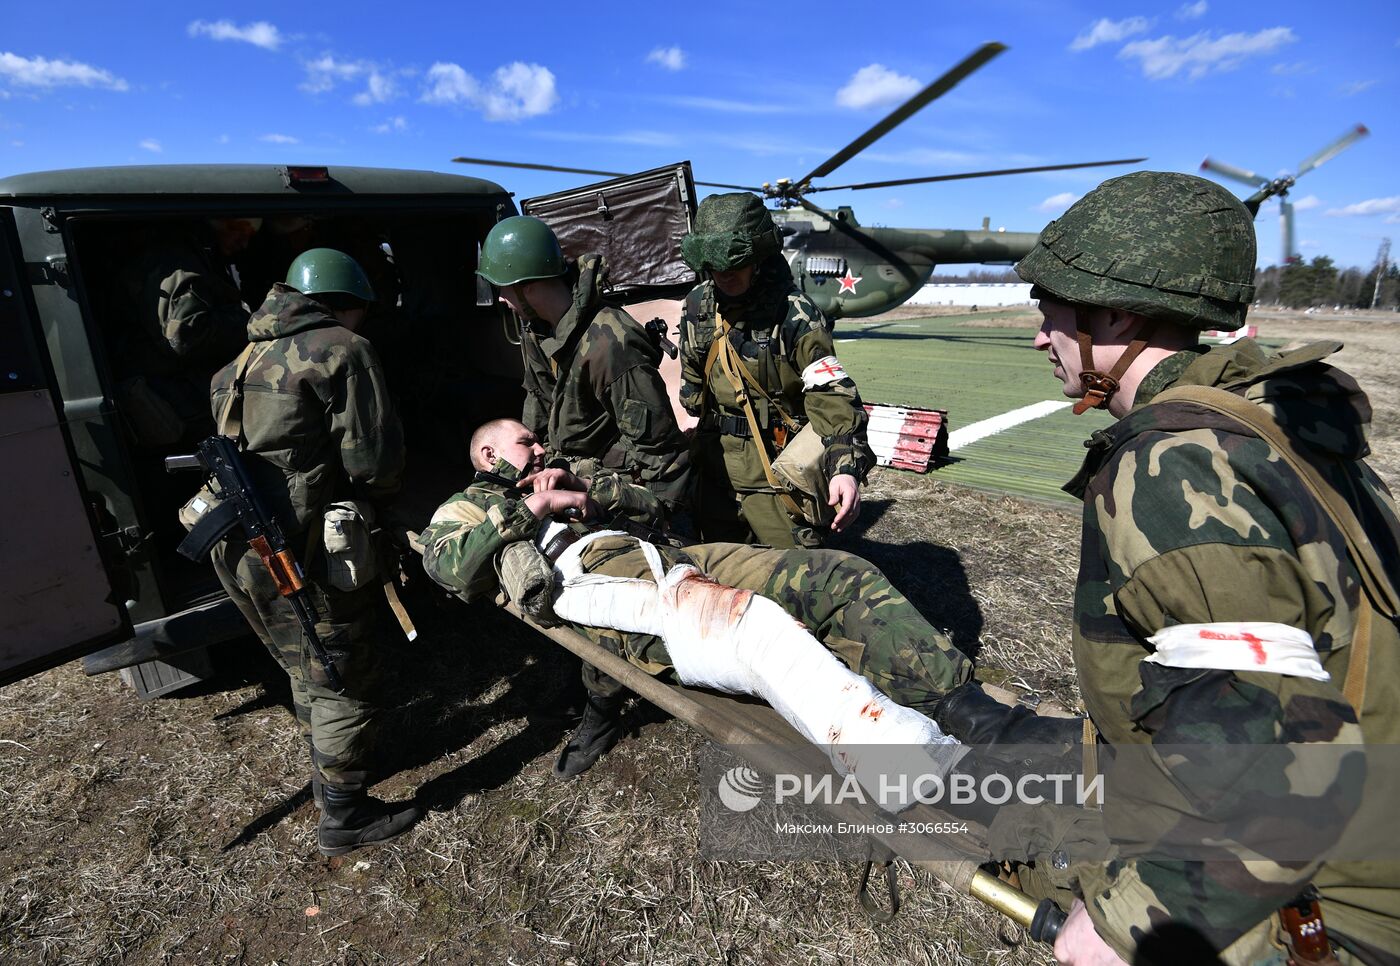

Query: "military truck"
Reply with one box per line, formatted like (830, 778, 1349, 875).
(0, 162, 697, 696)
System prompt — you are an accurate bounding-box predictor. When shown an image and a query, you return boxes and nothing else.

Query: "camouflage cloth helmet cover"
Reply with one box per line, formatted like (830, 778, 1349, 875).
(681, 192, 783, 272)
(285, 247, 376, 302)
(1016, 171, 1257, 331)
(477, 215, 566, 286)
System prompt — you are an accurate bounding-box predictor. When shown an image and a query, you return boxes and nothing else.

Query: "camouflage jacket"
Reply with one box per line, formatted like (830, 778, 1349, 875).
(420, 462, 664, 602)
(120, 228, 250, 379)
(210, 284, 404, 534)
(678, 253, 874, 484)
(518, 255, 691, 510)
(1067, 339, 1400, 957)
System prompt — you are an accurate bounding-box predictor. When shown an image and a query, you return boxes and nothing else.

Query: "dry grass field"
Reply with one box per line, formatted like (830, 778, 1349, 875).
(2, 306, 1396, 965)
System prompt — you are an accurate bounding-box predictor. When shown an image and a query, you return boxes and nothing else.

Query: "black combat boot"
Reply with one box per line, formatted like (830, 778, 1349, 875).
(552, 692, 624, 779)
(317, 786, 422, 857)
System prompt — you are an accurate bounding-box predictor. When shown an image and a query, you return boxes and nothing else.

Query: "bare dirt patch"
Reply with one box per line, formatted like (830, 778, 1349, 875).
(3, 306, 1395, 964)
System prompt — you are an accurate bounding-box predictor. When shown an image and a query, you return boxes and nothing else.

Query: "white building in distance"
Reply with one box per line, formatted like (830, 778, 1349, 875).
(907, 282, 1034, 307)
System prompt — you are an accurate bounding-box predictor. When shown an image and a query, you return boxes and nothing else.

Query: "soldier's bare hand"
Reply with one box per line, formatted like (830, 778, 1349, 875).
(828, 474, 860, 532)
(521, 468, 587, 493)
(1053, 900, 1128, 966)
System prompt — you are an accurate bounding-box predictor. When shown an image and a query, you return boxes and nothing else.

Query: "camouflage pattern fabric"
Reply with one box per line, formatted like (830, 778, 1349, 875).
(419, 471, 972, 711)
(1016, 171, 1256, 332)
(679, 192, 782, 273)
(212, 536, 385, 789)
(207, 283, 405, 791)
(114, 229, 251, 445)
(517, 254, 691, 511)
(210, 284, 403, 534)
(678, 252, 875, 547)
(1058, 338, 1400, 959)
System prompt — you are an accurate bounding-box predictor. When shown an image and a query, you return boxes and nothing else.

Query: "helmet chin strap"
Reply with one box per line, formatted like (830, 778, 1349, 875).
(1072, 307, 1153, 415)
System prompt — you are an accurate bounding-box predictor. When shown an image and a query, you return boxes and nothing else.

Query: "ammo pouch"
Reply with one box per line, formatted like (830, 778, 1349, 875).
(770, 423, 835, 529)
(322, 501, 380, 592)
(179, 483, 223, 533)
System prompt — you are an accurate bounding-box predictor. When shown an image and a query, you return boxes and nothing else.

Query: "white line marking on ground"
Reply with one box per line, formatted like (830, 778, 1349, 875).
(947, 400, 1073, 451)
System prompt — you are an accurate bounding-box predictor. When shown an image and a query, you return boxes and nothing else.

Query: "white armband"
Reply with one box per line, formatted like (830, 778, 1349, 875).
(801, 355, 848, 390)
(1144, 622, 1330, 682)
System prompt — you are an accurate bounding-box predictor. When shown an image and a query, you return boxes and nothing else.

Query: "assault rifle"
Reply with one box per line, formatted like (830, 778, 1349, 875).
(167, 435, 344, 693)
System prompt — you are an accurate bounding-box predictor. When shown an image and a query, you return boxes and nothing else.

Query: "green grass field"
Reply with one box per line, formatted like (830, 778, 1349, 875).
(837, 311, 1115, 504)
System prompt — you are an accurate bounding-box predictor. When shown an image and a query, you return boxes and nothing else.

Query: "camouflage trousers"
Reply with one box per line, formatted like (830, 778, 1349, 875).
(568, 537, 972, 714)
(212, 537, 385, 790)
(692, 433, 823, 550)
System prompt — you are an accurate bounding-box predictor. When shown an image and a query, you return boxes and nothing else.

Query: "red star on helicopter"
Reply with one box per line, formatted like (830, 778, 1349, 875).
(837, 268, 862, 294)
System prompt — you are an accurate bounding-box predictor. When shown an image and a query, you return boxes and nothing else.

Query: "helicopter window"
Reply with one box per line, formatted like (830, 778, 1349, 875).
(805, 256, 848, 278)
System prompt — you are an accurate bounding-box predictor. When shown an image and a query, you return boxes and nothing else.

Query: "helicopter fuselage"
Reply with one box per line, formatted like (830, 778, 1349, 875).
(774, 206, 1038, 320)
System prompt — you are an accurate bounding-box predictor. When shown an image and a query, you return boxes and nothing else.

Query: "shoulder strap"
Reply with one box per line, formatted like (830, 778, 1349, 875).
(706, 313, 801, 432)
(215, 341, 273, 441)
(1154, 384, 1399, 717)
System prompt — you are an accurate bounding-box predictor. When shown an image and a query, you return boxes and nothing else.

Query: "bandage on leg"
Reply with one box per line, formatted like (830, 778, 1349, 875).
(550, 545, 962, 808)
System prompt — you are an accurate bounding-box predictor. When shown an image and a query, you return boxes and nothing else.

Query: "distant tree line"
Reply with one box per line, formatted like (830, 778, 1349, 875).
(929, 268, 1023, 284)
(1254, 257, 1398, 310)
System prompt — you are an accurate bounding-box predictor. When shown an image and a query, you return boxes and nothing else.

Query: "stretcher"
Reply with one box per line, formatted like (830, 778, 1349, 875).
(499, 598, 1068, 947)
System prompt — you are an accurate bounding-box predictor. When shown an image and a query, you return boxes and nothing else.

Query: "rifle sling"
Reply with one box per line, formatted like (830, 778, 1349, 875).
(1153, 384, 1399, 719)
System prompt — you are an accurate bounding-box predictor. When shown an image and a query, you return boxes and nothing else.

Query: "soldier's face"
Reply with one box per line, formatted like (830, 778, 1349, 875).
(210, 218, 261, 256)
(497, 282, 540, 321)
(491, 425, 546, 475)
(713, 265, 755, 298)
(1034, 297, 1096, 398)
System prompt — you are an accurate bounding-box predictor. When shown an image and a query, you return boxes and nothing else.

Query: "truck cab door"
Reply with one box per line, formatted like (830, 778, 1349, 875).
(0, 209, 132, 686)
(522, 161, 698, 301)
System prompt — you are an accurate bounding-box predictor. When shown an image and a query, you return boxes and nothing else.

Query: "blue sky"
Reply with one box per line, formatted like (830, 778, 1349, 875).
(1, 1, 1395, 269)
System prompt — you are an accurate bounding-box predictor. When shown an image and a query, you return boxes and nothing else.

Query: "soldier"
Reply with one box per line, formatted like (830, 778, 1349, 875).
(477, 215, 690, 511)
(209, 248, 420, 856)
(678, 192, 874, 548)
(420, 418, 972, 780)
(933, 172, 1400, 964)
(477, 216, 693, 776)
(115, 218, 258, 449)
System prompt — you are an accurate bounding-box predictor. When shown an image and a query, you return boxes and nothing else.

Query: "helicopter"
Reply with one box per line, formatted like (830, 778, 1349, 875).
(455, 43, 1145, 320)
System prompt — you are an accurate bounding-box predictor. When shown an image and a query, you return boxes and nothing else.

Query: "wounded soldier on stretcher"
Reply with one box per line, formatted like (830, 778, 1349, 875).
(420, 418, 976, 801)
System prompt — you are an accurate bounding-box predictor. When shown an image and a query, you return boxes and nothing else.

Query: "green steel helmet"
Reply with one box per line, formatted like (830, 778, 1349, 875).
(477, 216, 565, 286)
(285, 247, 375, 302)
(1016, 171, 1257, 331)
(681, 192, 783, 273)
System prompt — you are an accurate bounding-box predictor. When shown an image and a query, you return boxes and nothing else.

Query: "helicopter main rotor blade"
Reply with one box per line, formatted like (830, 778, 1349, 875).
(1296, 124, 1369, 178)
(1199, 157, 1269, 188)
(806, 157, 1147, 193)
(795, 42, 1007, 189)
(451, 156, 760, 193)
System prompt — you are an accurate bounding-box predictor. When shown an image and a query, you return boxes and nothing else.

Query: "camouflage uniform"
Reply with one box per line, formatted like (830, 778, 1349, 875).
(115, 227, 251, 447)
(518, 255, 690, 512)
(1055, 339, 1400, 963)
(209, 283, 404, 791)
(680, 246, 874, 549)
(419, 464, 971, 714)
(985, 172, 1400, 963)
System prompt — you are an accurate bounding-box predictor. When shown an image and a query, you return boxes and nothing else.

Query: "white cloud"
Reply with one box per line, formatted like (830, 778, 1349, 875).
(835, 64, 920, 110)
(1387, 213, 1400, 224)
(1339, 79, 1377, 96)
(646, 46, 685, 71)
(663, 95, 790, 114)
(301, 55, 401, 106)
(883, 198, 905, 209)
(1070, 17, 1152, 52)
(1176, 1, 1208, 20)
(216, 133, 230, 145)
(1036, 192, 1082, 213)
(372, 116, 407, 134)
(1270, 61, 1313, 76)
(0, 52, 127, 91)
(1118, 27, 1296, 80)
(260, 133, 299, 144)
(139, 138, 161, 153)
(187, 20, 283, 51)
(529, 128, 679, 148)
(421, 61, 557, 121)
(1325, 197, 1400, 217)
(1292, 194, 1320, 211)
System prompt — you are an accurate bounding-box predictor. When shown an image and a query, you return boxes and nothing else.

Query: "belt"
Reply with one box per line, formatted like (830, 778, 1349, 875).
(701, 412, 754, 438)
(540, 527, 584, 564)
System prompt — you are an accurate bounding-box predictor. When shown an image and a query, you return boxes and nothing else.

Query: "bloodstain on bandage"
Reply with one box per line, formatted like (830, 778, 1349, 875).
(859, 701, 883, 721)
(1200, 628, 1269, 665)
(672, 574, 752, 640)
